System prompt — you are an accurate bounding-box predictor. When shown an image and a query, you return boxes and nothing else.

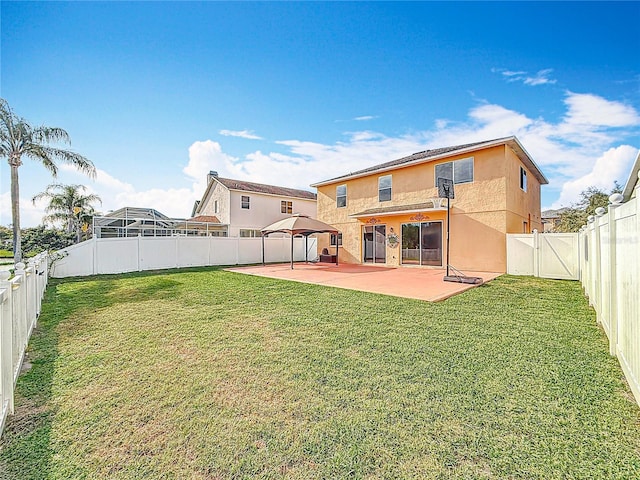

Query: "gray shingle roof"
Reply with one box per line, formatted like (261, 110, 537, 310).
(216, 177, 317, 200)
(315, 140, 496, 185)
(311, 136, 548, 186)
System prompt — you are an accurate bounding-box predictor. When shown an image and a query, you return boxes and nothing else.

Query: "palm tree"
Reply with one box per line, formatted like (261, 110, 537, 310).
(0, 98, 95, 261)
(32, 184, 102, 243)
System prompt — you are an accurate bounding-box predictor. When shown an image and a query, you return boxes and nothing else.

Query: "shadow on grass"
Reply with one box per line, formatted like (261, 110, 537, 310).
(0, 267, 209, 479)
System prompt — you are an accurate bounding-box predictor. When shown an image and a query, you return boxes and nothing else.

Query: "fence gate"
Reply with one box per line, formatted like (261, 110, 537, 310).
(537, 233, 580, 280)
(507, 232, 579, 280)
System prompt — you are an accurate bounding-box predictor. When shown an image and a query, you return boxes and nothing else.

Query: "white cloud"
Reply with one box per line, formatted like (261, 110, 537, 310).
(113, 187, 197, 218)
(213, 90, 639, 209)
(0, 192, 46, 227)
(11, 91, 637, 226)
(552, 145, 638, 208)
(47, 140, 240, 220)
(500, 70, 527, 77)
(218, 129, 263, 140)
(562, 92, 640, 128)
(496, 68, 556, 86)
(523, 69, 556, 86)
(353, 115, 378, 121)
(60, 164, 135, 193)
(111, 140, 239, 218)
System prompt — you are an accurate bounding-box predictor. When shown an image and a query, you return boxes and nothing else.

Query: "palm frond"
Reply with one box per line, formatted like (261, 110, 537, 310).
(33, 126, 71, 145)
(26, 145, 95, 178)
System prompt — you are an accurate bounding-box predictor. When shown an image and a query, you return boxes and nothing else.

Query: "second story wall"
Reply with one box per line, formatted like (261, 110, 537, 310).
(229, 191, 317, 235)
(317, 145, 510, 223)
(505, 146, 542, 232)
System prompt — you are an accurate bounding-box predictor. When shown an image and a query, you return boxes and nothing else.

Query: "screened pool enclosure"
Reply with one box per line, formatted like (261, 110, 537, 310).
(92, 207, 228, 238)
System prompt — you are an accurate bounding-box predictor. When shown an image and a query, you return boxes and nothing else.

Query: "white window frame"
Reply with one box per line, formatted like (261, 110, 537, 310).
(330, 233, 343, 247)
(434, 157, 474, 185)
(241, 195, 250, 209)
(336, 184, 347, 208)
(378, 175, 392, 202)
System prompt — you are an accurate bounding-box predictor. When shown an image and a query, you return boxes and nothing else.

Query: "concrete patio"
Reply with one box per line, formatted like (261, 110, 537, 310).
(227, 263, 502, 301)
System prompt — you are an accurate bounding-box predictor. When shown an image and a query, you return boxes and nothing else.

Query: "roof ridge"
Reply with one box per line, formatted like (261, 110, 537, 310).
(310, 136, 543, 186)
(216, 176, 317, 199)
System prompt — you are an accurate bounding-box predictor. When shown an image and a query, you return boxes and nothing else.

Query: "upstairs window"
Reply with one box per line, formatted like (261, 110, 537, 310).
(435, 157, 474, 185)
(520, 167, 528, 192)
(281, 200, 293, 214)
(214, 200, 219, 213)
(241, 195, 250, 209)
(337, 185, 347, 208)
(378, 175, 392, 202)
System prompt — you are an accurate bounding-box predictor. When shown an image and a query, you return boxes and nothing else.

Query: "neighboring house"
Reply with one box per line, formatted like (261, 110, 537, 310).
(93, 207, 227, 238)
(310, 136, 547, 273)
(622, 150, 640, 202)
(193, 171, 317, 237)
(541, 208, 568, 232)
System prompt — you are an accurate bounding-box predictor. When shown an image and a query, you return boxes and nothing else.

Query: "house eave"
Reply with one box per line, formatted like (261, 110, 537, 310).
(310, 136, 548, 187)
(350, 207, 447, 218)
(227, 188, 317, 201)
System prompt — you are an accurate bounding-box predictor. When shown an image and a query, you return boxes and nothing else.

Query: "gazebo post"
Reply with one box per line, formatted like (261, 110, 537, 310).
(262, 234, 265, 266)
(305, 235, 308, 263)
(336, 237, 339, 266)
(290, 233, 294, 269)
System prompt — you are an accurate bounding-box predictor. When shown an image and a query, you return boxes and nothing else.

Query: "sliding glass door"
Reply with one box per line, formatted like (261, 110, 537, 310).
(401, 221, 442, 266)
(363, 225, 386, 263)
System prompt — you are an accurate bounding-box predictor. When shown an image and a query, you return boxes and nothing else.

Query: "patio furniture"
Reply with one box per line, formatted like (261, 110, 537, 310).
(319, 248, 337, 263)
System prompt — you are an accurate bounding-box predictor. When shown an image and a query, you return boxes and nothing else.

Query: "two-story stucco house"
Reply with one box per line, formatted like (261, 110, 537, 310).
(310, 136, 547, 273)
(192, 171, 317, 237)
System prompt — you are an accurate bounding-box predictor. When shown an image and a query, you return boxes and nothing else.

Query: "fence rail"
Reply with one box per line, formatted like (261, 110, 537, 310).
(506, 231, 580, 280)
(580, 188, 639, 407)
(0, 253, 49, 436)
(51, 236, 318, 278)
(507, 180, 639, 407)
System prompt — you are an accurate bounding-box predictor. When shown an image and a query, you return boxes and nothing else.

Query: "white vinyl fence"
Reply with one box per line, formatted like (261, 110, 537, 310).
(580, 190, 639, 407)
(51, 236, 318, 278)
(506, 231, 580, 280)
(0, 253, 49, 436)
(508, 185, 640, 407)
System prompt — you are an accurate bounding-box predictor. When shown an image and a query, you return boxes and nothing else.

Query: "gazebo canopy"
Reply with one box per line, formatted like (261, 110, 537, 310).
(261, 214, 339, 236)
(261, 214, 339, 268)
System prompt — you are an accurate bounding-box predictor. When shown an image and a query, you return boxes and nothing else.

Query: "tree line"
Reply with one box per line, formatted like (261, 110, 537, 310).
(552, 184, 623, 233)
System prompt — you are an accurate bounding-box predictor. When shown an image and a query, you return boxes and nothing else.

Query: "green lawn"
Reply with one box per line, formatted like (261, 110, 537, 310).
(1, 269, 638, 479)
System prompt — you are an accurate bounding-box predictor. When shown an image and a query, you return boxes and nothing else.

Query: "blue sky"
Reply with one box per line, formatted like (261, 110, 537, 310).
(1, 1, 639, 226)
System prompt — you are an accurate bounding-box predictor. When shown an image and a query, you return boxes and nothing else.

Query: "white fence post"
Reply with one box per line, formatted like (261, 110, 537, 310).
(0, 254, 51, 437)
(607, 196, 623, 356)
(26, 259, 37, 334)
(532, 229, 539, 278)
(12, 263, 27, 383)
(0, 271, 13, 421)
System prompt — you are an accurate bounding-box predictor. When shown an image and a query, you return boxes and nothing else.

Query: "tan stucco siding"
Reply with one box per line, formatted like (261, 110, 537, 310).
(315, 143, 540, 272)
(505, 146, 542, 233)
(449, 209, 507, 272)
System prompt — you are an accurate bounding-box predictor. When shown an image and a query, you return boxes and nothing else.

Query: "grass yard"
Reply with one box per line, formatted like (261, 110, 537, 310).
(0, 269, 639, 479)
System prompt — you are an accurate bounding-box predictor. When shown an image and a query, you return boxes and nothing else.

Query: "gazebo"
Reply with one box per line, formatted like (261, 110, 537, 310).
(261, 214, 340, 269)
